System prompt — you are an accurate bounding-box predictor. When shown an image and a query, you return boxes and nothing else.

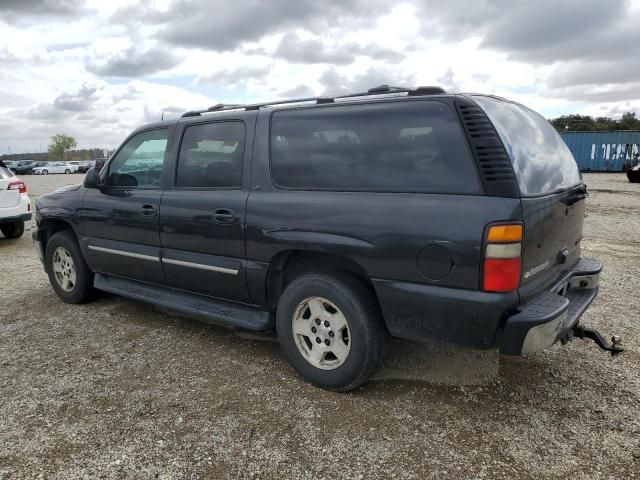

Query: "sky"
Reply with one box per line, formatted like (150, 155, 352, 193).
(1, 0, 639, 154)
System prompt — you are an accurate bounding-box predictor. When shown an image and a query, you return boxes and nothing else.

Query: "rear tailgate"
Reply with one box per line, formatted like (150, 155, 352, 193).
(471, 95, 586, 299)
(0, 171, 20, 208)
(519, 185, 587, 300)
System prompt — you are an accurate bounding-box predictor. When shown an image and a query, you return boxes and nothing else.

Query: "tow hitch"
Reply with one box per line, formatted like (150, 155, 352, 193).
(564, 325, 624, 356)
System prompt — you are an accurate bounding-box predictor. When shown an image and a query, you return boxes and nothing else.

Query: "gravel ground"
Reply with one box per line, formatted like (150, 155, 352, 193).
(0, 173, 638, 479)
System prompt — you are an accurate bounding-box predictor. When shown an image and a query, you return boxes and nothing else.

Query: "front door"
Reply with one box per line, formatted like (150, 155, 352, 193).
(159, 118, 252, 302)
(80, 128, 171, 284)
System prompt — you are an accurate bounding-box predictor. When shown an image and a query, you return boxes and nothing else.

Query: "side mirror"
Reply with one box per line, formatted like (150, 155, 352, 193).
(83, 167, 102, 189)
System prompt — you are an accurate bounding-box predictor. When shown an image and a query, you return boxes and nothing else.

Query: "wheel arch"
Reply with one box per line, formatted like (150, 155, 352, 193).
(38, 218, 77, 252)
(265, 249, 380, 310)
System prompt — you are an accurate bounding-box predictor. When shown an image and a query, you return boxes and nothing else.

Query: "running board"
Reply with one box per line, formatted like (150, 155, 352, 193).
(94, 273, 274, 330)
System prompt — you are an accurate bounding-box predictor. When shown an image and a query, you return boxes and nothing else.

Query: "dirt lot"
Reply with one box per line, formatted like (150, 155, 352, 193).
(1, 173, 638, 479)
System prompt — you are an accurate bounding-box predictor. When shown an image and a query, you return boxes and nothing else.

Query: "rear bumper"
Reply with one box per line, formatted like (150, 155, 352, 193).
(0, 212, 31, 224)
(500, 258, 601, 355)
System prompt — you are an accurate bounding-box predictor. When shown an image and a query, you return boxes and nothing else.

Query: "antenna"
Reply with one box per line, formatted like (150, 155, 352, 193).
(161, 111, 165, 121)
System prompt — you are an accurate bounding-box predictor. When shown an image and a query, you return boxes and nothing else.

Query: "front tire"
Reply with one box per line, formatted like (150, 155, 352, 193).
(65, 169, 71, 174)
(276, 273, 388, 392)
(0, 220, 24, 239)
(42, 169, 49, 175)
(45, 231, 95, 303)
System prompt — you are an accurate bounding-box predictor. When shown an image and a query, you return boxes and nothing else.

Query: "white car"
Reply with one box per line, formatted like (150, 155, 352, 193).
(32, 162, 77, 175)
(0, 162, 31, 238)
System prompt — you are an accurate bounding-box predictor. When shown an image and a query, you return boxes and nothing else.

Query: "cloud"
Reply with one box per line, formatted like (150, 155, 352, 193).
(548, 57, 640, 89)
(418, 0, 639, 64)
(86, 45, 182, 77)
(196, 65, 273, 85)
(271, 32, 405, 65)
(26, 84, 99, 120)
(53, 84, 98, 111)
(278, 84, 315, 98)
(0, 0, 88, 21)
(319, 66, 417, 96)
(111, 0, 390, 51)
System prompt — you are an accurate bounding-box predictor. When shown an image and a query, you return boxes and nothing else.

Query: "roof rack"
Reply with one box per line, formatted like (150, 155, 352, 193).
(181, 84, 446, 118)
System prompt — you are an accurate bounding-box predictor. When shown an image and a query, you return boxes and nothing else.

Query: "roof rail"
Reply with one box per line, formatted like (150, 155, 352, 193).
(180, 84, 446, 118)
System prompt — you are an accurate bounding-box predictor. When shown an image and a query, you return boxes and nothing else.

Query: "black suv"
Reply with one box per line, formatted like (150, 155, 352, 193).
(33, 86, 608, 391)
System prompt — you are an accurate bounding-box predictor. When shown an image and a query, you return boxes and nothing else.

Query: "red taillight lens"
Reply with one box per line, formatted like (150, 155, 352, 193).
(7, 180, 26, 193)
(483, 223, 523, 293)
(483, 258, 521, 292)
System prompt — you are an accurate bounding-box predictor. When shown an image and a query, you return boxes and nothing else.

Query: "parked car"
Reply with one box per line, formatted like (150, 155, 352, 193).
(32, 162, 77, 175)
(94, 158, 107, 171)
(0, 161, 31, 238)
(77, 161, 94, 173)
(32, 85, 613, 391)
(13, 160, 38, 175)
(627, 154, 640, 183)
(5, 161, 18, 172)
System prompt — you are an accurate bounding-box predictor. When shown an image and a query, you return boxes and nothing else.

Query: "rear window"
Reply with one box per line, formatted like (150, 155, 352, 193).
(270, 101, 482, 194)
(0, 164, 13, 179)
(472, 96, 581, 196)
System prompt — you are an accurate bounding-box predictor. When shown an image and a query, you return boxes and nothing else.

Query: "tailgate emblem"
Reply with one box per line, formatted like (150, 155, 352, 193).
(523, 260, 550, 279)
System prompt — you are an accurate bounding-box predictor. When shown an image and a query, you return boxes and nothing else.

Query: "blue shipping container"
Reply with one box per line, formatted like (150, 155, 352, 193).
(560, 131, 640, 171)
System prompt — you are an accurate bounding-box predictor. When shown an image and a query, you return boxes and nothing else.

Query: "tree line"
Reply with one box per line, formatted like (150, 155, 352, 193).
(550, 112, 640, 132)
(1, 134, 110, 163)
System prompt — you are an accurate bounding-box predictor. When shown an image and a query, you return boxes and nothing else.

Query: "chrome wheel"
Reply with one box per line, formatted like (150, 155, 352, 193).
(52, 247, 76, 292)
(292, 296, 351, 370)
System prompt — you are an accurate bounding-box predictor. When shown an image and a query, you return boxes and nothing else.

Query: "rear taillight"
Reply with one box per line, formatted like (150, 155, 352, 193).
(483, 223, 522, 293)
(7, 180, 27, 194)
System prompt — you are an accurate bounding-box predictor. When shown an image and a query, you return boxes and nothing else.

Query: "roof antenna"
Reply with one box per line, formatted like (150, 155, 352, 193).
(161, 111, 165, 121)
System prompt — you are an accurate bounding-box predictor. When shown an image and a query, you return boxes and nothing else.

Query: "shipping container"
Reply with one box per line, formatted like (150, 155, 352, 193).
(560, 131, 640, 171)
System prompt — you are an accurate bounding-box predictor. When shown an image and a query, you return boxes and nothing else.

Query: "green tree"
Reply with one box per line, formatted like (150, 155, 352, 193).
(549, 112, 640, 133)
(47, 134, 77, 161)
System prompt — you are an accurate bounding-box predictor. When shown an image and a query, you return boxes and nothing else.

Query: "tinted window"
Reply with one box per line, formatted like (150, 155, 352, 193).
(270, 101, 481, 193)
(108, 129, 169, 188)
(176, 122, 245, 188)
(472, 96, 581, 196)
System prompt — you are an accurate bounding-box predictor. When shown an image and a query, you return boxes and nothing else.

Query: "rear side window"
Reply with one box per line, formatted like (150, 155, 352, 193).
(176, 121, 245, 189)
(270, 101, 481, 194)
(472, 96, 581, 196)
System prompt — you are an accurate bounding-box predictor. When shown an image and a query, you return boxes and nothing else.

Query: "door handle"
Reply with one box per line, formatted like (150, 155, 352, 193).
(213, 208, 235, 224)
(140, 204, 157, 217)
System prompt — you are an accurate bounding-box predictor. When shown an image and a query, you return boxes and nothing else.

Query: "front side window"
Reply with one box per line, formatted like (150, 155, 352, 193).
(176, 121, 245, 188)
(107, 129, 169, 188)
(269, 101, 481, 194)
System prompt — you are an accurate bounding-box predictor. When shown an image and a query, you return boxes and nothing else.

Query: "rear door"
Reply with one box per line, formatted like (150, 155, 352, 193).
(472, 96, 585, 299)
(159, 114, 256, 302)
(80, 127, 171, 284)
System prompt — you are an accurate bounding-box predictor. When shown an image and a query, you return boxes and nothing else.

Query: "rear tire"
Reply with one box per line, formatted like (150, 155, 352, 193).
(45, 231, 95, 304)
(0, 220, 24, 239)
(65, 169, 71, 174)
(276, 273, 388, 392)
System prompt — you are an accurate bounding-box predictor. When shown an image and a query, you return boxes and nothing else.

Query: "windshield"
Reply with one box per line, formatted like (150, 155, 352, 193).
(472, 95, 581, 196)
